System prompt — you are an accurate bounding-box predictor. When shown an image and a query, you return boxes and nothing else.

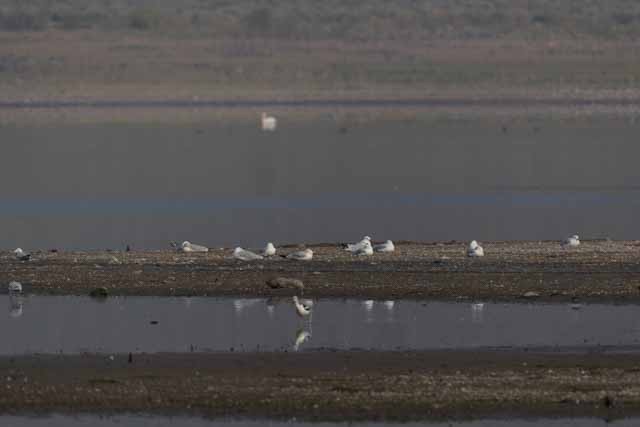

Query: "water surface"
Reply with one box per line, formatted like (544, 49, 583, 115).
(4, 296, 640, 354)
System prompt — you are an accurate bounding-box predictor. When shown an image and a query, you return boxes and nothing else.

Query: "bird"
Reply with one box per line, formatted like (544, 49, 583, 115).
(293, 296, 312, 317)
(261, 112, 277, 131)
(8, 281, 22, 293)
(374, 240, 395, 253)
(263, 242, 276, 257)
(178, 241, 209, 253)
(233, 247, 263, 261)
(14, 248, 31, 261)
(467, 240, 484, 257)
(353, 240, 373, 256)
(285, 249, 313, 261)
(345, 236, 371, 253)
(562, 235, 580, 248)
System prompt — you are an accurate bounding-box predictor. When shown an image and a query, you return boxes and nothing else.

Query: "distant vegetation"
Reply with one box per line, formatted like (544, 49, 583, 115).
(2, 0, 640, 40)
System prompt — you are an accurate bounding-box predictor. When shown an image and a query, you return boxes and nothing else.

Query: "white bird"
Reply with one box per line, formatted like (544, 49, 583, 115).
(263, 242, 276, 257)
(467, 240, 484, 257)
(353, 240, 373, 256)
(345, 236, 372, 253)
(233, 247, 263, 261)
(562, 234, 580, 248)
(286, 249, 313, 261)
(293, 296, 312, 317)
(293, 329, 311, 351)
(374, 240, 395, 253)
(363, 300, 375, 311)
(261, 112, 277, 131)
(8, 281, 22, 293)
(179, 241, 209, 253)
(14, 248, 31, 261)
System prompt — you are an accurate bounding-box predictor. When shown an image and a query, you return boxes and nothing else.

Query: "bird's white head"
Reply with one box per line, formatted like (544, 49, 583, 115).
(233, 247, 243, 255)
(363, 236, 371, 241)
(572, 235, 580, 240)
(469, 240, 478, 249)
(181, 241, 191, 248)
(14, 248, 23, 254)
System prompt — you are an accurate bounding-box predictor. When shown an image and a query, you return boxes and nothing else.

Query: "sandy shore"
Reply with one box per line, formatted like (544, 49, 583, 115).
(0, 349, 638, 420)
(1, 240, 640, 301)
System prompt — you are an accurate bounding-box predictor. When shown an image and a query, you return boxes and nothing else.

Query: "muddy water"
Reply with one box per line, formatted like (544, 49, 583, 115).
(4, 296, 640, 354)
(0, 121, 639, 249)
(1, 415, 638, 426)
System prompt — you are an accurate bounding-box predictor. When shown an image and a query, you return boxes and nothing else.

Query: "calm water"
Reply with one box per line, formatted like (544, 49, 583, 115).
(3, 296, 640, 354)
(1, 415, 638, 427)
(1, 121, 640, 249)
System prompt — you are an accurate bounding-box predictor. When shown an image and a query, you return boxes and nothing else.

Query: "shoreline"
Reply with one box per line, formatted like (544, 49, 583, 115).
(2, 240, 639, 301)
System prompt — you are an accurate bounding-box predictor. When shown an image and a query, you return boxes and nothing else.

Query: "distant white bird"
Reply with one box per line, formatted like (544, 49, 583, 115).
(345, 236, 371, 253)
(363, 300, 375, 311)
(467, 240, 484, 257)
(286, 249, 313, 261)
(374, 240, 395, 253)
(233, 247, 263, 261)
(263, 242, 276, 257)
(562, 234, 580, 248)
(471, 302, 485, 323)
(179, 241, 209, 253)
(261, 112, 277, 131)
(13, 248, 31, 261)
(8, 281, 22, 293)
(353, 240, 373, 256)
(293, 296, 312, 317)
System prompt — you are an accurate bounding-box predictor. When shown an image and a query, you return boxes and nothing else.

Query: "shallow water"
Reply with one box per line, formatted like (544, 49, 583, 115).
(4, 296, 640, 354)
(1, 415, 639, 427)
(1, 121, 640, 249)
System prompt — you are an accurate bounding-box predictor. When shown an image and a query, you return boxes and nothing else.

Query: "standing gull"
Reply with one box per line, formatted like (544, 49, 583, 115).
(293, 296, 312, 318)
(233, 247, 264, 261)
(285, 249, 313, 261)
(562, 235, 580, 248)
(345, 236, 371, 253)
(263, 242, 276, 257)
(467, 240, 484, 257)
(14, 248, 31, 261)
(8, 281, 22, 293)
(374, 240, 395, 253)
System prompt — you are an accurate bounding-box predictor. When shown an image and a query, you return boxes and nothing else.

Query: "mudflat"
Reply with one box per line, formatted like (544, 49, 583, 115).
(3, 240, 640, 301)
(1, 349, 639, 420)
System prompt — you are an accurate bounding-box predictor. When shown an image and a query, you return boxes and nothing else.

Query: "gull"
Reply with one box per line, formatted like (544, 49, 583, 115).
(178, 241, 209, 253)
(293, 296, 312, 318)
(261, 112, 277, 131)
(345, 236, 371, 253)
(233, 247, 263, 261)
(374, 240, 395, 253)
(14, 248, 31, 261)
(363, 300, 375, 311)
(467, 240, 484, 257)
(285, 249, 313, 261)
(293, 328, 311, 352)
(263, 242, 276, 257)
(562, 234, 580, 248)
(353, 240, 373, 256)
(8, 281, 22, 293)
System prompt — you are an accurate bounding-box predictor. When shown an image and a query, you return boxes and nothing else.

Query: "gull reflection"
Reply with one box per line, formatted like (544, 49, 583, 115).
(293, 328, 312, 352)
(363, 299, 375, 323)
(9, 295, 23, 318)
(233, 298, 261, 315)
(471, 303, 485, 323)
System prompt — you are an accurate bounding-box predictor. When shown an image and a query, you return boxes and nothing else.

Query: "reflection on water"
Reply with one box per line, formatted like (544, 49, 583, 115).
(0, 415, 638, 427)
(4, 296, 640, 354)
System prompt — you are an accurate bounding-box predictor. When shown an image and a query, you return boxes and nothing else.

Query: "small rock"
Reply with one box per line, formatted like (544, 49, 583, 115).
(89, 287, 109, 298)
(265, 277, 304, 291)
(523, 291, 540, 298)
